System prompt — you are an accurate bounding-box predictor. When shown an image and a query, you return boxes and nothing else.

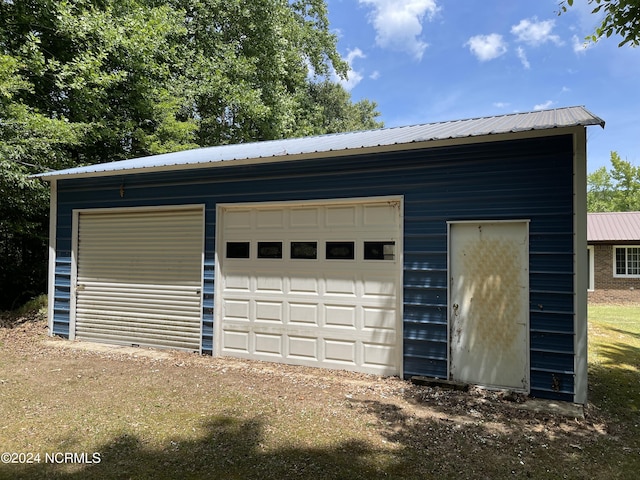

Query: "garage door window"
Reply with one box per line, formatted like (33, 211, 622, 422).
(364, 241, 395, 260)
(258, 241, 283, 259)
(326, 241, 354, 260)
(227, 242, 250, 258)
(291, 242, 317, 259)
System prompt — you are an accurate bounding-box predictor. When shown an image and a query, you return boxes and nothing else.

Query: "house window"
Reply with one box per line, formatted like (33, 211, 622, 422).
(614, 246, 640, 277)
(587, 246, 594, 291)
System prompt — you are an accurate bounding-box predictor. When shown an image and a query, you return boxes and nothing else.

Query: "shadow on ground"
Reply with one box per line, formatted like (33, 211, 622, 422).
(2, 314, 640, 479)
(2, 395, 632, 480)
(589, 324, 640, 423)
(2, 415, 389, 480)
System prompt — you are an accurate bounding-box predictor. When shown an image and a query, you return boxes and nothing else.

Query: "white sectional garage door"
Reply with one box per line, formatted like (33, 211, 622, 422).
(73, 206, 204, 351)
(217, 197, 402, 375)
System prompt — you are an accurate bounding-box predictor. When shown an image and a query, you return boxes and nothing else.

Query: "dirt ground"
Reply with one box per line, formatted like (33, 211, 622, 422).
(0, 314, 632, 479)
(0, 313, 583, 418)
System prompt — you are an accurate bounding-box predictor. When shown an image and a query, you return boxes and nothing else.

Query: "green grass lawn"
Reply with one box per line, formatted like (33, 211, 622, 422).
(589, 304, 640, 420)
(586, 304, 640, 477)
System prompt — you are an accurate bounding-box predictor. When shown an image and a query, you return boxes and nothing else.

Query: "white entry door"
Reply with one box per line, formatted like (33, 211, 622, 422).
(449, 221, 529, 391)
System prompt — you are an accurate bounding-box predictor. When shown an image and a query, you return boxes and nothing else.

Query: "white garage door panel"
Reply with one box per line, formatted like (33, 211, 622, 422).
(256, 276, 284, 292)
(326, 276, 357, 295)
(255, 333, 282, 356)
(289, 336, 317, 359)
(256, 301, 282, 321)
(326, 206, 356, 226)
(289, 303, 318, 324)
(223, 330, 249, 351)
(290, 276, 318, 293)
(75, 207, 204, 351)
(218, 199, 402, 375)
(364, 344, 396, 366)
(364, 204, 398, 226)
(325, 305, 356, 327)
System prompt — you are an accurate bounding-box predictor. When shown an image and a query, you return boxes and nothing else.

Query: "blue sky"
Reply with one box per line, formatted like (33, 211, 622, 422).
(325, 0, 640, 173)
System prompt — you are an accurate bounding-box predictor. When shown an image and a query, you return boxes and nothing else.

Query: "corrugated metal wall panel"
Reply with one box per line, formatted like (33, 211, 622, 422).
(531, 332, 574, 353)
(52, 257, 72, 337)
(52, 134, 578, 400)
(75, 208, 204, 351)
(530, 312, 574, 333)
(202, 257, 215, 354)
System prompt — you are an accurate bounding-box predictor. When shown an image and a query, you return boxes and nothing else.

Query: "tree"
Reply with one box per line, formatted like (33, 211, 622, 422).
(587, 152, 640, 212)
(0, 54, 88, 308)
(1, 0, 375, 161)
(175, 0, 352, 145)
(297, 80, 383, 136)
(0, 0, 382, 309)
(587, 166, 615, 212)
(560, 0, 640, 47)
(2, 0, 201, 165)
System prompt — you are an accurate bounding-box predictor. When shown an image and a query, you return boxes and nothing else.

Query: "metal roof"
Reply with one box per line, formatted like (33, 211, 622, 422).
(588, 212, 640, 242)
(35, 105, 604, 180)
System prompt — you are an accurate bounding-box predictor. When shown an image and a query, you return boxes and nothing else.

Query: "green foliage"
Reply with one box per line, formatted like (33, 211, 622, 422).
(0, 0, 382, 307)
(1, 0, 374, 159)
(560, 0, 640, 47)
(297, 81, 383, 136)
(587, 152, 640, 212)
(0, 52, 88, 309)
(176, 0, 352, 145)
(0, 160, 49, 309)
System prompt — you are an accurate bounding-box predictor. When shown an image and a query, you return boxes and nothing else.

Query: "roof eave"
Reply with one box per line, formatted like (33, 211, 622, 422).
(34, 126, 593, 182)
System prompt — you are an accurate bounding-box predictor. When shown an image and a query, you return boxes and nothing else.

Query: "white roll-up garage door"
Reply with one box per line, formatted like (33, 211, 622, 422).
(217, 197, 402, 375)
(73, 206, 204, 351)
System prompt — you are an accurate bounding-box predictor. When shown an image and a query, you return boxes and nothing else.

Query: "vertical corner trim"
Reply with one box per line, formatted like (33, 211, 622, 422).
(573, 127, 589, 404)
(47, 180, 57, 336)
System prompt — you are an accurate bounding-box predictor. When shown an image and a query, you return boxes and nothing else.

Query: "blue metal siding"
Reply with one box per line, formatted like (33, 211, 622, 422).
(52, 134, 577, 400)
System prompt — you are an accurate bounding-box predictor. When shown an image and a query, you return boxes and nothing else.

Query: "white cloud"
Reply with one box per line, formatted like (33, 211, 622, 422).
(493, 102, 510, 109)
(345, 48, 366, 65)
(359, 0, 440, 60)
(534, 100, 555, 111)
(572, 34, 593, 54)
(369, 70, 381, 80)
(511, 17, 562, 46)
(516, 46, 530, 69)
(334, 48, 366, 91)
(465, 33, 507, 61)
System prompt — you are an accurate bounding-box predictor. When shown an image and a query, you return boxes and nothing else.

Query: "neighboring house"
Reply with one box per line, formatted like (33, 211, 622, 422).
(35, 106, 604, 404)
(588, 211, 640, 303)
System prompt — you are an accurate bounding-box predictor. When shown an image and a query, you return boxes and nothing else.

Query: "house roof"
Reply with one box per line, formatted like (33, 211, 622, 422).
(588, 212, 640, 242)
(35, 105, 604, 180)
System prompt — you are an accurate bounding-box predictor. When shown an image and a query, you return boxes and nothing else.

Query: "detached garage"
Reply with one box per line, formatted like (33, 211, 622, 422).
(38, 106, 604, 403)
